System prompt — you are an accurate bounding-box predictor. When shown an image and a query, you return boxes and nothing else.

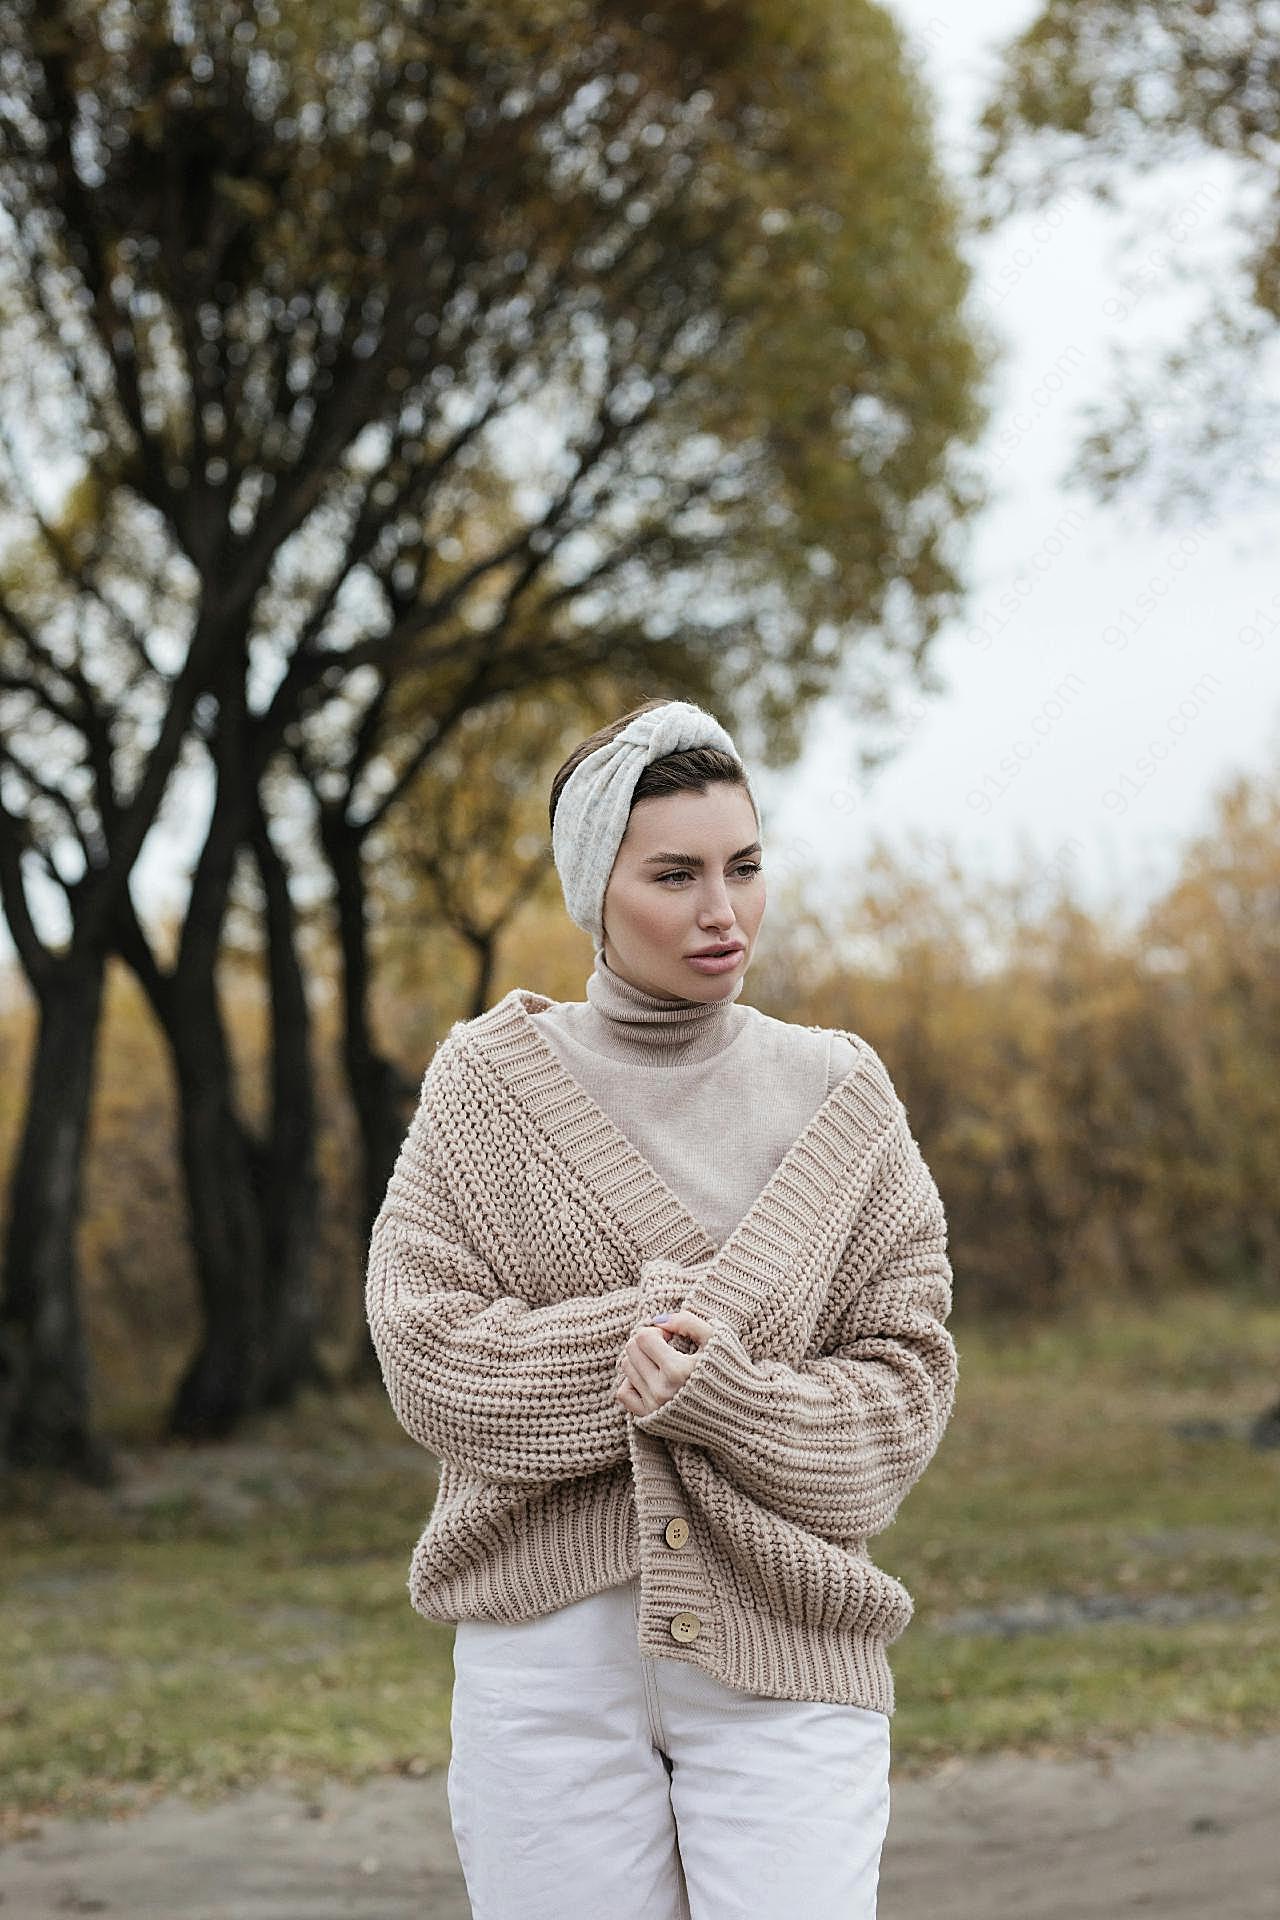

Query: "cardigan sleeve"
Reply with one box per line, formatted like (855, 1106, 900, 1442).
(365, 1085, 639, 1485)
(630, 1109, 957, 1540)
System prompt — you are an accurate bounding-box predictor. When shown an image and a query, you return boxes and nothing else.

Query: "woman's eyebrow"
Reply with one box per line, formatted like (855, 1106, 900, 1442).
(640, 842, 763, 868)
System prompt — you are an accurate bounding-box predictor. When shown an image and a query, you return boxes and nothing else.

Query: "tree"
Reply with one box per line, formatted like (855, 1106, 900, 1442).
(974, 0, 1280, 515)
(0, 0, 989, 1464)
(0, 467, 219, 1478)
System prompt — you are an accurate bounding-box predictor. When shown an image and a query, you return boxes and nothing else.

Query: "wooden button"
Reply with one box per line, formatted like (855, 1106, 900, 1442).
(669, 1611, 701, 1644)
(664, 1517, 690, 1549)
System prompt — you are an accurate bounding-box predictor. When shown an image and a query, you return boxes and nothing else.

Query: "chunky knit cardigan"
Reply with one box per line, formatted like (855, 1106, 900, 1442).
(365, 985, 957, 1716)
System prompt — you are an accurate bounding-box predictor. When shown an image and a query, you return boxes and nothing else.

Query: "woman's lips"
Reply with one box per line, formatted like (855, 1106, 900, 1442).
(685, 946, 744, 973)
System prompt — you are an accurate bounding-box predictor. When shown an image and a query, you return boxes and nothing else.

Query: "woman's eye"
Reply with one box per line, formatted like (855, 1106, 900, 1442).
(656, 862, 763, 885)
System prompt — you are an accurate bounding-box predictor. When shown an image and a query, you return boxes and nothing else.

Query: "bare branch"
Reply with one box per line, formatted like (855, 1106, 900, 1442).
(0, 781, 51, 982)
(0, 733, 97, 866)
(0, 416, 155, 680)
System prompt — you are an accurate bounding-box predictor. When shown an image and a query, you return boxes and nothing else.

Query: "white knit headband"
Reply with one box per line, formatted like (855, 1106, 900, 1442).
(552, 700, 749, 947)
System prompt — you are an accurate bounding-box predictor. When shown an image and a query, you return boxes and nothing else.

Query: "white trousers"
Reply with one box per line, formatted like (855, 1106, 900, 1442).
(446, 1575, 891, 1919)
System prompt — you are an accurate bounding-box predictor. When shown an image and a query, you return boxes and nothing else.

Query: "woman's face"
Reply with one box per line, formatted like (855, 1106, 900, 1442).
(600, 784, 766, 1001)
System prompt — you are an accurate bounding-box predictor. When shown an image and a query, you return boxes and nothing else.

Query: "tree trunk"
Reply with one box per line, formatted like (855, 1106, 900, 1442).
(465, 928, 497, 1020)
(0, 955, 114, 1482)
(320, 808, 416, 1383)
(122, 757, 270, 1440)
(251, 804, 326, 1405)
(166, 1012, 268, 1439)
(110, 777, 329, 1430)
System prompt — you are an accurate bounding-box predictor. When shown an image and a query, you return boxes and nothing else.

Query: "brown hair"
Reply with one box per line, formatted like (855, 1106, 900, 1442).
(548, 698, 757, 838)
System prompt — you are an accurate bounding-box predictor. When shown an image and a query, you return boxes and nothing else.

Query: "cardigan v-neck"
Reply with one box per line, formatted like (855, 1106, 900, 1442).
(528, 950, 858, 1251)
(447, 985, 901, 1334)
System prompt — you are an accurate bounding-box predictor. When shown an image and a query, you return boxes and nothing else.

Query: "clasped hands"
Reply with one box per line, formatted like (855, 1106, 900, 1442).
(613, 1309, 714, 1418)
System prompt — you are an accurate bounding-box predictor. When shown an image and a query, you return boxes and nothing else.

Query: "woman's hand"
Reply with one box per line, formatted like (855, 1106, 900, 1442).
(614, 1310, 714, 1418)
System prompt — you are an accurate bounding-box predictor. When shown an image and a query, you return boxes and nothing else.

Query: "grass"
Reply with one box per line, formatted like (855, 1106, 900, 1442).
(2, 1285, 1278, 1836)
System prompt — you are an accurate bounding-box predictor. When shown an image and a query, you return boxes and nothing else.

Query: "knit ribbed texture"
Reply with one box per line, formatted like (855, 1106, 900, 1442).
(578, 942, 749, 1059)
(365, 980, 957, 1715)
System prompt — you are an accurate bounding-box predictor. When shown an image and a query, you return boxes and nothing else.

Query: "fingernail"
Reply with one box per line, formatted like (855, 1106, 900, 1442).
(651, 1313, 672, 1324)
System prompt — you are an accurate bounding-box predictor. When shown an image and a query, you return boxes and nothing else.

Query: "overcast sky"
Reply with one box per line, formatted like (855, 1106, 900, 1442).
(760, 0, 1280, 929)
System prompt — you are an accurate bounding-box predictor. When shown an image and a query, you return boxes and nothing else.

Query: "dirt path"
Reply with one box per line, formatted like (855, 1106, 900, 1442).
(2, 1728, 1275, 1918)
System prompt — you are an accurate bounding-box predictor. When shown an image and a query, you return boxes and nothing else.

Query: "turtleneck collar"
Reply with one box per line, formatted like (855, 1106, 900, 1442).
(579, 945, 747, 1063)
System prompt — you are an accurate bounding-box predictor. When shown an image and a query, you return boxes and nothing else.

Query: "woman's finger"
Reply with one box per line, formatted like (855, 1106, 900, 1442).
(633, 1344, 696, 1405)
(626, 1330, 670, 1388)
(618, 1353, 656, 1399)
(651, 1309, 714, 1347)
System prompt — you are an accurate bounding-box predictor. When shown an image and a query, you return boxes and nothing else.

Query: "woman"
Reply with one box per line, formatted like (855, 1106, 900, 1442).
(365, 697, 958, 1920)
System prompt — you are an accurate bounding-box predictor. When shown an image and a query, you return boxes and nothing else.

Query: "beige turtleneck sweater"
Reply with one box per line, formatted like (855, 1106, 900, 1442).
(530, 948, 858, 1250)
